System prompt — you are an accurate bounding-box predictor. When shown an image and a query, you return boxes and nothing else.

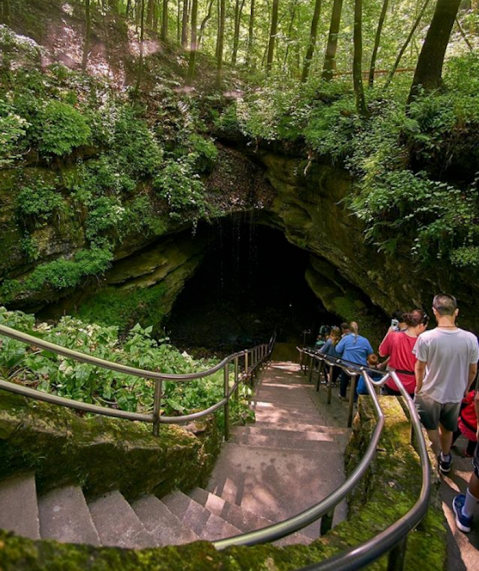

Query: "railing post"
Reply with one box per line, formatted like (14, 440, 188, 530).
(347, 374, 358, 428)
(234, 355, 239, 400)
(320, 508, 335, 535)
(315, 360, 323, 392)
(327, 364, 334, 405)
(387, 536, 408, 571)
(245, 350, 249, 382)
(153, 379, 163, 436)
(308, 355, 314, 383)
(224, 363, 230, 441)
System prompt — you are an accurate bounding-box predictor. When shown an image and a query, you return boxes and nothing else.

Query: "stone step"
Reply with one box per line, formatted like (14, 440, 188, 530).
(88, 491, 156, 549)
(131, 494, 199, 546)
(38, 485, 100, 545)
(206, 442, 346, 539)
(162, 490, 241, 541)
(239, 424, 351, 437)
(188, 487, 311, 546)
(0, 473, 40, 540)
(230, 428, 347, 451)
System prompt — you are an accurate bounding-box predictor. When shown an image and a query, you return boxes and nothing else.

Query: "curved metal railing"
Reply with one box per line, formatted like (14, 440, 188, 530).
(0, 323, 275, 438)
(213, 348, 431, 571)
(0, 324, 431, 570)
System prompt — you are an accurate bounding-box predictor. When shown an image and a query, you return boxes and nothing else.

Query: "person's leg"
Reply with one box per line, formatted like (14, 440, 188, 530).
(415, 394, 441, 454)
(438, 402, 462, 470)
(439, 424, 453, 456)
(339, 371, 349, 398)
(466, 439, 477, 457)
(454, 443, 479, 532)
(427, 429, 441, 456)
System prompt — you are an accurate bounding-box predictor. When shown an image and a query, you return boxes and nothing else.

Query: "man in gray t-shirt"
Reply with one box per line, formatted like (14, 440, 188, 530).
(414, 294, 478, 474)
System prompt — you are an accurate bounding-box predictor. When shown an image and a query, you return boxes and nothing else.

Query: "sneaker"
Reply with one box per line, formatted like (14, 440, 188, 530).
(438, 453, 452, 474)
(453, 494, 473, 533)
(338, 394, 347, 402)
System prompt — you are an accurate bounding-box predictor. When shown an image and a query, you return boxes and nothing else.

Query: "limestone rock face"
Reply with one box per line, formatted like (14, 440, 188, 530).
(254, 151, 477, 331)
(1, 144, 477, 331)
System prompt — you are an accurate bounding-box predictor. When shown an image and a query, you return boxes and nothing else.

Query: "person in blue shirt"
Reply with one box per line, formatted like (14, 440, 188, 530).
(335, 321, 374, 400)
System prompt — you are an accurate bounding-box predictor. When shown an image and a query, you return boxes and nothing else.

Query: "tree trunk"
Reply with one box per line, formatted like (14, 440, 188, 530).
(135, 0, 146, 95)
(161, 0, 168, 40)
(232, 0, 246, 65)
(198, 0, 214, 48)
(146, 0, 155, 27)
(368, 0, 389, 87)
(301, 0, 322, 83)
(408, 0, 461, 102)
(322, 0, 343, 81)
(126, 0, 132, 17)
(216, 0, 226, 86)
(181, 0, 189, 47)
(82, 0, 92, 71)
(246, 0, 255, 66)
(186, 0, 198, 84)
(384, 0, 431, 89)
(266, 0, 279, 73)
(283, 0, 298, 70)
(177, 0, 181, 42)
(353, 0, 368, 117)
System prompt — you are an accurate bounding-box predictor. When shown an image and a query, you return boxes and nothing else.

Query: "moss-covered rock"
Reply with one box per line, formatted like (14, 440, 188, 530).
(0, 391, 220, 498)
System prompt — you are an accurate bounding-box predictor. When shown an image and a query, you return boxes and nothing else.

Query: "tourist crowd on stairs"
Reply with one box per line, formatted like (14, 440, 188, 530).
(313, 293, 479, 543)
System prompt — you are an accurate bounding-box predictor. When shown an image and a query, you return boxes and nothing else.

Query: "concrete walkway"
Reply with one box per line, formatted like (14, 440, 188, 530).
(207, 354, 351, 539)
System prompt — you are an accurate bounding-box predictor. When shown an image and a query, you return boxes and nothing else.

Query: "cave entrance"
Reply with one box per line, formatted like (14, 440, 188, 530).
(166, 216, 339, 355)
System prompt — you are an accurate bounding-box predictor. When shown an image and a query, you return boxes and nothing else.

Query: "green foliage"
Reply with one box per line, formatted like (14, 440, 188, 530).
(0, 100, 30, 167)
(16, 180, 64, 225)
(0, 307, 252, 424)
(85, 196, 126, 246)
(20, 235, 40, 261)
(34, 100, 91, 156)
(74, 282, 169, 334)
(154, 156, 210, 223)
(1, 248, 113, 300)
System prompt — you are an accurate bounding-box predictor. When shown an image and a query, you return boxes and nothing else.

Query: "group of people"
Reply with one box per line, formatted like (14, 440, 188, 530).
(314, 294, 479, 535)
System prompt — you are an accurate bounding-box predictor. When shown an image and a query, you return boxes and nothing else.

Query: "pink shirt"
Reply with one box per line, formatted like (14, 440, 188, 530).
(379, 332, 418, 395)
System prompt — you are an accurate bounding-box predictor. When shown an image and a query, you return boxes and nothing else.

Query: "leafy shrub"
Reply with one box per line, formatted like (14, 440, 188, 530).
(85, 196, 126, 246)
(1, 248, 113, 300)
(111, 107, 163, 178)
(35, 100, 91, 156)
(154, 156, 209, 222)
(0, 308, 253, 423)
(0, 101, 30, 167)
(16, 180, 64, 225)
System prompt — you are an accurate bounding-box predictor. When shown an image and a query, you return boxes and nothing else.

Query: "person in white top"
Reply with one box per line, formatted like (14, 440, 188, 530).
(414, 294, 479, 474)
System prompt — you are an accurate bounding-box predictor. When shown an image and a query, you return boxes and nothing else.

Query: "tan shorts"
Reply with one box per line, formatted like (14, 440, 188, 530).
(415, 393, 461, 432)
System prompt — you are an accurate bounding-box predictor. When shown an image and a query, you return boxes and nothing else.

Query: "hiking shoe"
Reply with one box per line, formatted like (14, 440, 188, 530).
(453, 494, 472, 533)
(438, 453, 452, 474)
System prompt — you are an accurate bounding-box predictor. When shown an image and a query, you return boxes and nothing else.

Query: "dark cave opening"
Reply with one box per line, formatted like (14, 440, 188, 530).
(166, 216, 340, 355)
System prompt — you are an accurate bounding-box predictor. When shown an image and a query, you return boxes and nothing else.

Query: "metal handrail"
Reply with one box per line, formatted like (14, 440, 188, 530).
(291, 349, 430, 571)
(0, 324, 430, 569)
(0, 323, 275, 434)
(215, 350, 430, 571)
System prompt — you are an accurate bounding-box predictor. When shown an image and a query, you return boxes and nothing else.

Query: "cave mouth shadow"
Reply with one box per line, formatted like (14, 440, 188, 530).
(166, 216, 338, 356)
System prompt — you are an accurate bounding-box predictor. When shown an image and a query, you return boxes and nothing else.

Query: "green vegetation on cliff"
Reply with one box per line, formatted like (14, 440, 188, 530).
(220, 51, 479, 272)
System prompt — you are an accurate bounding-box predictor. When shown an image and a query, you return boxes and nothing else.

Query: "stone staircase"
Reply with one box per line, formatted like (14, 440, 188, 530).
(0, 358, 351, 550)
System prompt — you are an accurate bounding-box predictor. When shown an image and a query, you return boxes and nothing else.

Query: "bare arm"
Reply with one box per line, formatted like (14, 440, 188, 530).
(467, 363, 477, 393)
(415, 360, 427, 394)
